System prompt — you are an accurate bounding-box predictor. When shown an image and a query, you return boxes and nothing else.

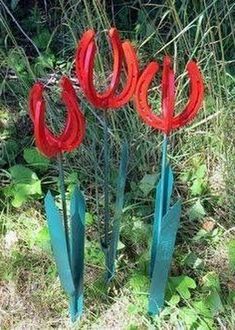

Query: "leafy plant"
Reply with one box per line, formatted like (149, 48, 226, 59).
(23, 147, 50, 171)
(4, 165, 42, 207)
(85, 241, 103, 266)
(32, 226, 51, 252)
(188, 199, 206, 221)
(167, 275, 197, 300)
(190, 164, 207, 196)
(181, 160, 208, 197)
(138, 173, 157, 196)
(127, 273, 149, 315)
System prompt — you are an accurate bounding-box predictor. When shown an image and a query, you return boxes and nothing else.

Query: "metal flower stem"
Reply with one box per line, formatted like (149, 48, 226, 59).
(57, 152, 70, 261)
(149, 134, 181, 315)
(157, 134, 168, 245)
(103, 110, 110, 249)
(150, 134, 168, 277)
(100, 111, 129, 281)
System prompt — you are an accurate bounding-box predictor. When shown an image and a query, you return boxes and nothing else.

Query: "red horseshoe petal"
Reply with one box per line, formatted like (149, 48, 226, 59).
(107, 41, 139, 108)
(29, 78, 86, 157)
(29, 82, 42, 121)
(83, 40, 103, 107)
(100, 28, 123, 99)
(33, 99, 60, 157)
(172, 61, 204, 129)
(29, 83, 60, 145)
(134, 61, 165, 131)
(60, 76, 85, 151)
(134, 57, 204, 134)
(161, 56, 175, 134)
(75, 29, 95, 91)
(76, 28, 123, 108)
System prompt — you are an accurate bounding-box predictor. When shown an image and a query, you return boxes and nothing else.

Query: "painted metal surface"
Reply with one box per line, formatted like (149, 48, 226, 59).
(70, 186, 86, 321)
(106, 141, 129, 281)
(148, 139, 181, 315)
(45, 186, 85, 322)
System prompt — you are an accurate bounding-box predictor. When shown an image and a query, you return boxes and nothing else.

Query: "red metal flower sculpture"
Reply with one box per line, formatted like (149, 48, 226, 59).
(75, 28, 139, 109)
(134, 55, 204, 316)
(29, 76, 86, 322)
(75, 28, 138, 282)
(29, 76, 86, 157)
(135, 55, 204, 134)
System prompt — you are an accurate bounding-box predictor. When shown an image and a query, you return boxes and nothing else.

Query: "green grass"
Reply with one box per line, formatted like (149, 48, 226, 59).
(0, 0, 235, 328)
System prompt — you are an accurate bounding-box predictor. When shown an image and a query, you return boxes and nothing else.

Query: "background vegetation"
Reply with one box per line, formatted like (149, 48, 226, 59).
(0, 0, 234, 328)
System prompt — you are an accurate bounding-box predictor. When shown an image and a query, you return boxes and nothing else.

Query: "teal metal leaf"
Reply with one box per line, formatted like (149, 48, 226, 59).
(148, 200, 181, 315)
(150, 163, 173, 276)
(69, 185, 86, 321)
(44, 191, 75, 296)
(106, 141, 129, 282)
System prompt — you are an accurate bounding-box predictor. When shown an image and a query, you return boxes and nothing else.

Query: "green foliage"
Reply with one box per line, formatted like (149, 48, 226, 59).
(228, 239, 235, 273)
(205, 291, 223, 315)
(128, 273, 149, 293)
(0, 140, 19, 166)
(33, 29, 51, 50)
(4, 165, 42, 207)
(202, 272, 221, 292)
(181, 160, 208, 197)
(34, 54, 56, 76)
(123, 216, 150, 249)
(138, 173, 157, 196)
(193, 227, 222, 244)
(227, 290, 235, 305)
(85, 212, 94, 226)
(7, 50, 34, 86)
(164, 273, 224, 328)
(178, 307, 198, 328)
(85, 241, 103, 266)
(127, 273, 149, 315)
(190, 164, 207, 196)
(168, 275, 197, 300)
(182, 252, 203, 269)
(127, 296, 148, 316)
(23, 147, 50, 171)
(32, 226, 51, 252)
(193, 272, 223, 321)
(188, 199, 206, 221)
(8, 52, 26, 75)
(65, 172, 80, 194)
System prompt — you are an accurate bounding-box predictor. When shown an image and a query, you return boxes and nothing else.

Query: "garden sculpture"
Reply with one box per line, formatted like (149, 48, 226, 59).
(29, 77, 86, 321)
(75, 28, 138, 282)
(29, 29, 204, 322)
(134, 55, 204, 315)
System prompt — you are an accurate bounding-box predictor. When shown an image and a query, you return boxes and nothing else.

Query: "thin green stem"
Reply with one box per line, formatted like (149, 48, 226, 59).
(57, 153, 70, 261)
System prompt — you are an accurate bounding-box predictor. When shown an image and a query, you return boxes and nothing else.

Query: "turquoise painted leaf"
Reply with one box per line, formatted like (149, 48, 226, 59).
(150, 164, 173, 276)
(69, 185, 86, 320)
(148, 199, 181, 315)
(44, 191, 75, 296)
(106, 141, 129, 282)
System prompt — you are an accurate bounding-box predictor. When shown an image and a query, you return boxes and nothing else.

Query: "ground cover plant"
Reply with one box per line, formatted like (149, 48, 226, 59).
(0, 0, 235, 329)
